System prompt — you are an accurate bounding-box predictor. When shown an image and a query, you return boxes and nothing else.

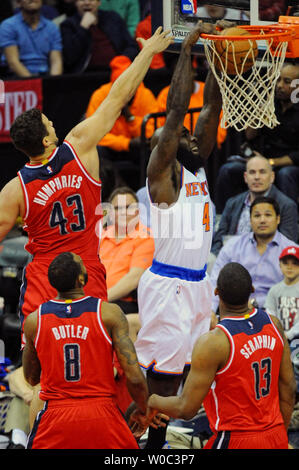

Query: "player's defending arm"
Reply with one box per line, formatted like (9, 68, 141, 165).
(66, 28, 173, 154)
(101, 302, 148, 414)
(148, 328, 229, 420)
(271, 315, 296, 430)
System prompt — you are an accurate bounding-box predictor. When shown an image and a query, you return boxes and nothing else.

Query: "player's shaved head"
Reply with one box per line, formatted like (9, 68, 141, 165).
(217, 262, 253, 306)
(48, 252, 86, 292)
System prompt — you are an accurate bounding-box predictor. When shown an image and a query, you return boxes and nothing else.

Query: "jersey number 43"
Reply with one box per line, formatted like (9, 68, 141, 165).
(49, 194, 86, 235)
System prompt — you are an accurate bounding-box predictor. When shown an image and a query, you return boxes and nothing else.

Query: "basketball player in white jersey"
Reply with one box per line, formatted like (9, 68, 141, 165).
(134, 21, 223, 449)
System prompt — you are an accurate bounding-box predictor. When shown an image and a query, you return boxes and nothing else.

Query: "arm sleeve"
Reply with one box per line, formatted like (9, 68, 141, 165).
(0, 20, 17, 48)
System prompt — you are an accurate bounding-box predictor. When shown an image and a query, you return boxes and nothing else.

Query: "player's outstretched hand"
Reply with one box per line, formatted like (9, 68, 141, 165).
(215, 19, 238, 31)
(128, 407, 169, 440)
(183, 20, 217, 49)
(137, 27, 174, 55)
(184, 19, 238, 49)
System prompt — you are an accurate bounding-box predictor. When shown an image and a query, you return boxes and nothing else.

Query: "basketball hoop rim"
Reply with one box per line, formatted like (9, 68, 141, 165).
(200, 25, 294, 43)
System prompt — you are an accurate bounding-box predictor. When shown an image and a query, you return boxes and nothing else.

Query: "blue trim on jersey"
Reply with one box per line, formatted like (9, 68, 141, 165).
(40, 296, 99, 319)
(26, 401, 48, 449)
(212, 431, 231, 449)
(150, 258, 207, 281)
(19, 143, 74, 184)
(220, 309, 272, 338)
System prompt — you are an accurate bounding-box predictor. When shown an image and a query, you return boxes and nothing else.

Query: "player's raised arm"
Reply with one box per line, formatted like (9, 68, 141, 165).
(66, 28, 174, 153)
(147, 23, 204, 184)
(193, 21, 237, 160)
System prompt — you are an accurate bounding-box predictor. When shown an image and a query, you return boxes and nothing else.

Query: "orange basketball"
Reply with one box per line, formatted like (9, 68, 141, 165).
(214, 27, 258, 75)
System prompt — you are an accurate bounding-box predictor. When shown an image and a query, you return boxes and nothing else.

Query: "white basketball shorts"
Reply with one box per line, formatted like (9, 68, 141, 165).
(135, 261, 213, 375)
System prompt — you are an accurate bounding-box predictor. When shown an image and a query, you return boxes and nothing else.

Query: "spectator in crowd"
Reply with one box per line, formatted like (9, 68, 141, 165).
(212, 155, 298, 257)
(156, 52, 226, 149)
(265, 246, 299, 341)
(99, 0, 140, 38)
(85, 55, 159, 183)
(214, 62, 299, 212)
(210, 196, 299, 313)
(60, 0, 139, 73)
(265, 245, 299, 411)
(99, 186, 154, 314)
(135, 14, 165, 69)
(0, 0, 63, 78)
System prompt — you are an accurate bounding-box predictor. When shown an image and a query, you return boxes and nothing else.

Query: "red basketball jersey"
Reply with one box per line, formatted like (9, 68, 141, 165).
(35, 296, 117, 401)
(17, 141, 102, 261)
(203, 309, 285, 433)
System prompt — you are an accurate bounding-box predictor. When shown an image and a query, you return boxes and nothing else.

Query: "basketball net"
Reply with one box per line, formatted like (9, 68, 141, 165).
(201, 36, 288, 131)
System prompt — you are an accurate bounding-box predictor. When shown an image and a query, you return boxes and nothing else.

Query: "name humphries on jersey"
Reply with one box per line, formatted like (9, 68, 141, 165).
(52, 324, 89, 341)
(240, 334, 276, 359)
(33, 175, 83, 206)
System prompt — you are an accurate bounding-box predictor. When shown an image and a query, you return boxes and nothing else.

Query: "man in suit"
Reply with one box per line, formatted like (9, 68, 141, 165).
(212, 155, 298, 257)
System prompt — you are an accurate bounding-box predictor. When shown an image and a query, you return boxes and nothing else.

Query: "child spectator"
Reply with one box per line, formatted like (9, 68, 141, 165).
(265, 246, 299, 341)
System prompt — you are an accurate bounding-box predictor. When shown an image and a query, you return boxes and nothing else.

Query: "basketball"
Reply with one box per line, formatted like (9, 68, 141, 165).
(214, 27, 258, 75)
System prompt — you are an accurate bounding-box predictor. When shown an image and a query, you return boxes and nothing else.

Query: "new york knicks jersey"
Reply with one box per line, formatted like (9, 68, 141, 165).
(35, 296, 116, 401)
(17, 141, 102, 260)
(204, 309, 285, 432)
(147, 165, 213, 270)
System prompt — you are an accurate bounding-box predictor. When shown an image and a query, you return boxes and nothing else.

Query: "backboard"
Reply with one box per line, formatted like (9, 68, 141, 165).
(151, 0, 292, 55)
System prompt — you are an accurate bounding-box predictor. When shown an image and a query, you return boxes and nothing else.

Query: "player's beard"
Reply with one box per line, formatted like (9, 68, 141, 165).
(176, 145, 203, 174)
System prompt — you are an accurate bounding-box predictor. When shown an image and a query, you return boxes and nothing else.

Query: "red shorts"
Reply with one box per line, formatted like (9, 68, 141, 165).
(27, 397, 139, 449)
(20, 257, 107, 346)
(204, 424, 288, 449)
